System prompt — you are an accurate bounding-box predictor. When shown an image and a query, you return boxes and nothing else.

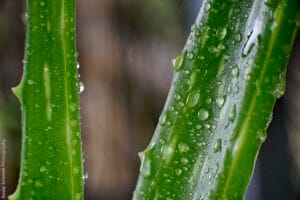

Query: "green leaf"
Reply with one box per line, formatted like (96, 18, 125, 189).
(8, 0, 83, 199)
(133, 0, 299, 199)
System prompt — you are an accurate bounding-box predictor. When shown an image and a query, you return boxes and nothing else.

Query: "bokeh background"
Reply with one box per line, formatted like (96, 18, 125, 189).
(0, 0, 300, 199)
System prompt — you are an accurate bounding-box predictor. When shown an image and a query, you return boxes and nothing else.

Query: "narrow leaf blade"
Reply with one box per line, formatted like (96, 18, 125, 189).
(9, 0, 83, 199)
(133, 0, 299, 199)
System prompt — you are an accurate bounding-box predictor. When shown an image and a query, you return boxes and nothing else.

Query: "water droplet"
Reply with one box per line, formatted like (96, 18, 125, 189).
(257, 130, 266, 142)
(189, 71, 198, 88)
(73, 166, 80, 175)
(198, 108, 209, 121)
(195, 28, 200, 37)
(172, 51, 186, 72)
(180, 157, 189, 165)
(160, 139, 166, 145)
(244, 67, 251, 81)
(178, 101, 184, 108)
(40, 166, 47, 173)
(170, 106, 175, 112)
(83, 173, 88, 182)
(188, 52, 195, 60)
(214, 139, 222, 153)
(34, 180, 43, 187)
(175, 169, 182, 176)
(217, 27, 227, 40)
(28, 80, 34, 85)
(162, 145, 174, 160)
(186, 90, 200, 108)
(204, 124, 211, 129)
(234, 33, 242, 43)
(159, 112, 167, 126)
(232, 65, 239, 77)
(204, 2, 211, 12)
(206, 96, 212, 104)
(71, 120, 78, 127)
(184, 69, 191, 75)
(216, 96, 225, 108)
(139, 153, 151, 178)
(72, 139, 78, 145)
(39, 1, 45, 6)
(69, 103, 77, 112)
(242, 20, 262, 56)
(264, 0, 272, 6)
(178, 142, 190, 153)
(273, 72, 286, 98)
(196, 124, 202, 130)
(79, 82, 85, 93)
(229, 105, 236, 122)
(174, 93, 182, 101)
(75, 193, 81, 200)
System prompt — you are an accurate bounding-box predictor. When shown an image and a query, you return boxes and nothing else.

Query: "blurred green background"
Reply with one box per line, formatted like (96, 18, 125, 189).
(0, 0, 300, 199)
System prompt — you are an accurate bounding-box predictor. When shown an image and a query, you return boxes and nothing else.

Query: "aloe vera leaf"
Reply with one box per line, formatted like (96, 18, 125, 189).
(8, 0, 83, 199)
(133, 0, 299, 199)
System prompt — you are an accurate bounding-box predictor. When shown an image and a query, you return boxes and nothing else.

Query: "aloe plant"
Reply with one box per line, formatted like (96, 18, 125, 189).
(8, 0, 83, 199)
(133, 0, 299, 199)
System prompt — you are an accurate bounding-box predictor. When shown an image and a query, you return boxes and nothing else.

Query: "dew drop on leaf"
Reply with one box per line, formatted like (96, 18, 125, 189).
(69, 103, 77, 112)
(232, 65, 239, 77)
(216, 96, 225, 108)
(229, 105, 237, 122)
(71, 120, 78, 127)
(196, 124, 202, 130)
(214, 139, 222, 153)
(39, 1, 45, 6)
(206, 96, 212, 104)
(73, 166, 80, 175)
(83, 172, 88, 182)
(79, 82, 85, 93)
(217, 27, 227, 40)
(162, 145, 175, 160)
(204, 2, 211, 12)
(139, 153, 152, 178)
(234, 33, 242, 43)
(198, 108, 209, 121)
(174, 93, 182, 101)
(172, 51, 186, 72)
(188, 52, 195, 60)
(75, 193, 81, 200)
(242, 20, 262, 56)
(186, 90, 200, 108)
(180, 157, 189, 165)
(159, 112, 167, 126)
(40, 166, 47, 173)
(34, 180, 43, 188)
(204, 124, 211, 129)
(28, 80, 34, 85)
(178, 142, 190, 153)
(256, 130, 267, 142)
(175, 169, 182, 176)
